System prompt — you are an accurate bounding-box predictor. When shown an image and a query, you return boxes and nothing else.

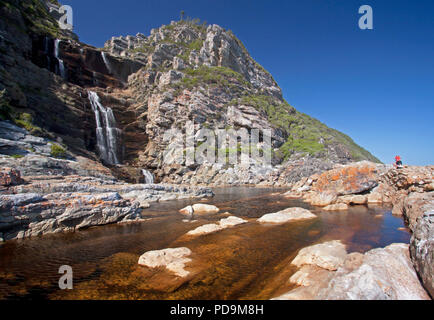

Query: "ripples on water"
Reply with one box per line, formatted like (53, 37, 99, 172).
(0, 187, 411, 300)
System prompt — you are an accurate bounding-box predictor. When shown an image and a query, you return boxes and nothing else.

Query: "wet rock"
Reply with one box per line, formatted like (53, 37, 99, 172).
(187, 223, 224, 236)
(323, 203, 349, 211)
(257, 207, 317, 224)
(180, 204, 220, 216)
(138, 247, 192, 277)
(305, 192, 337, 207)
(291, 240, 347, 271)
(187, 216, 247, 236)
(219, 216, 247, 228)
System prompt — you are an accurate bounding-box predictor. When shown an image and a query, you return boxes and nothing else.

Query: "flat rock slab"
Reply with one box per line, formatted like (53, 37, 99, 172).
(138, 247, 192, 278)
(179, 204, 220, 216)
(291, 240, 347, 271)
(187, 216, 247, 236)
(257, 207, 317, 224)
(323, 203, 349, 211)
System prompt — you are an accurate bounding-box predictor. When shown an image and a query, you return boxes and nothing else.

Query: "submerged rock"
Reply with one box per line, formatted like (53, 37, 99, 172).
(138, 247, 192, 277)
(258, 207, 316, 224)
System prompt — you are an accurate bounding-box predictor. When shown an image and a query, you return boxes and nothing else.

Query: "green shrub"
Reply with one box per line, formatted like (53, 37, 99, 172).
(50, 144, 67, 159)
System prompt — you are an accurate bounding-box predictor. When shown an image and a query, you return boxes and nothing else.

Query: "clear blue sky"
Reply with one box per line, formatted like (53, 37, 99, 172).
(68, 0, 433, 165)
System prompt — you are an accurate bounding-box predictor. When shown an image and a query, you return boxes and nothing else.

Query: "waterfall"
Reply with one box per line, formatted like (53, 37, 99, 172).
(88, 91, 122, 165)
(101, 51, 113, 75)
(43, 37, 51, 69)
(142, 169, 154, 184)
(54, 39, 66, 79)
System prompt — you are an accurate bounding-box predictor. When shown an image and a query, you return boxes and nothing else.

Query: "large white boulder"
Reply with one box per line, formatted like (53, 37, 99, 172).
(258, 207, 317, 224)
(138, 247, 192, 277)
(291, 240, 347, 271)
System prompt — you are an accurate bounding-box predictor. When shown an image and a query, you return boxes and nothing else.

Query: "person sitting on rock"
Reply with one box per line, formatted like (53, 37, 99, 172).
(395, 155, 403, 168)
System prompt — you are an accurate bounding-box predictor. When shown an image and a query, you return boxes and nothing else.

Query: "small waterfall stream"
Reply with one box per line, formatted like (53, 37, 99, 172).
(101, 51, 113, 75)
(88, 91, 122, 165)
(54, 39, 66, 79)
(142, 169, 154, 184)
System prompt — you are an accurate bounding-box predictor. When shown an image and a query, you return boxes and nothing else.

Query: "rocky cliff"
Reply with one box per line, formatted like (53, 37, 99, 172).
(0, 0, 380, 186)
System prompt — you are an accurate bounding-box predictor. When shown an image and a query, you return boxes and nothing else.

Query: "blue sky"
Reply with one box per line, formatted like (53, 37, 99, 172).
(68, 0, 433, 165)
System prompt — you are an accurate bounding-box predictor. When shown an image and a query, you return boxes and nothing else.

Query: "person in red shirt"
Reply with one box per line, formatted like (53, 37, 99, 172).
(395, 155, 403, 168)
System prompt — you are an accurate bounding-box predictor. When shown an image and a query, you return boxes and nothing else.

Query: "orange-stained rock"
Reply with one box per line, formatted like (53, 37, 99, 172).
(312, 162, 379, 196)
(0, 168, 24, 187)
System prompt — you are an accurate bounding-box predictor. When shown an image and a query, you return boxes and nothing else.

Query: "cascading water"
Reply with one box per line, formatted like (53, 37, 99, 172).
(142, 169, 154, 184)
(101, 51, 113, 75)
(54, 39, 66, 79)
(88, 91, 122, 165)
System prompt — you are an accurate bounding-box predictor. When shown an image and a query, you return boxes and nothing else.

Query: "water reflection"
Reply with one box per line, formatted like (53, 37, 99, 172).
(0, 187, 410, 300)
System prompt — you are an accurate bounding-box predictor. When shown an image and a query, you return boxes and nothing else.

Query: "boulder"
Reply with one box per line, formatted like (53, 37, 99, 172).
(323, 203, 349, 211)
(219, 216, 248, 228)
(320, 244, 430, 300)
(187, 223, 224, 236)
(307, 192, 337, 207)
(258, 207, 317, 224)
(367, 192, 383, 204)
(289, 265, 333, 287)
(312, 162, 379, 196)
(276, 243, 430, 300)
(291, 240, 347, 271)
(138, 247, 192, 277)
(187, 216, 247, 236)
(179, 204, 220, 215)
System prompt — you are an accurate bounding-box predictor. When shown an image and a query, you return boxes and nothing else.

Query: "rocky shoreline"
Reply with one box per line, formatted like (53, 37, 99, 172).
(278, 161, 433, 298)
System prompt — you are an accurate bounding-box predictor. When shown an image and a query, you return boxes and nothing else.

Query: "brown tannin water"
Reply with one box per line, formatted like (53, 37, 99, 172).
(0, 188, 410, 300)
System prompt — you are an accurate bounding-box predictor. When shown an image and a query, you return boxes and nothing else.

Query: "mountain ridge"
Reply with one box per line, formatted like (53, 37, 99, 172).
(0, 0, 380, 186)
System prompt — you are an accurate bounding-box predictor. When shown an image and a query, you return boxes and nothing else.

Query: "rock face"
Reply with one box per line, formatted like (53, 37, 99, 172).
(410, 207, 434, 298)
(275, 242, 430, 300)
(0, 167, 24, 187)
(138, 247, 192, 277)
(0, 191, 141, 240)
(1, 0, 379, 188)
(257, 207, 317, 224)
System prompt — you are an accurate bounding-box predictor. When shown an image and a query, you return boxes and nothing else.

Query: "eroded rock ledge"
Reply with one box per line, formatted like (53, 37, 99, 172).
(0, 168, 213, 241)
